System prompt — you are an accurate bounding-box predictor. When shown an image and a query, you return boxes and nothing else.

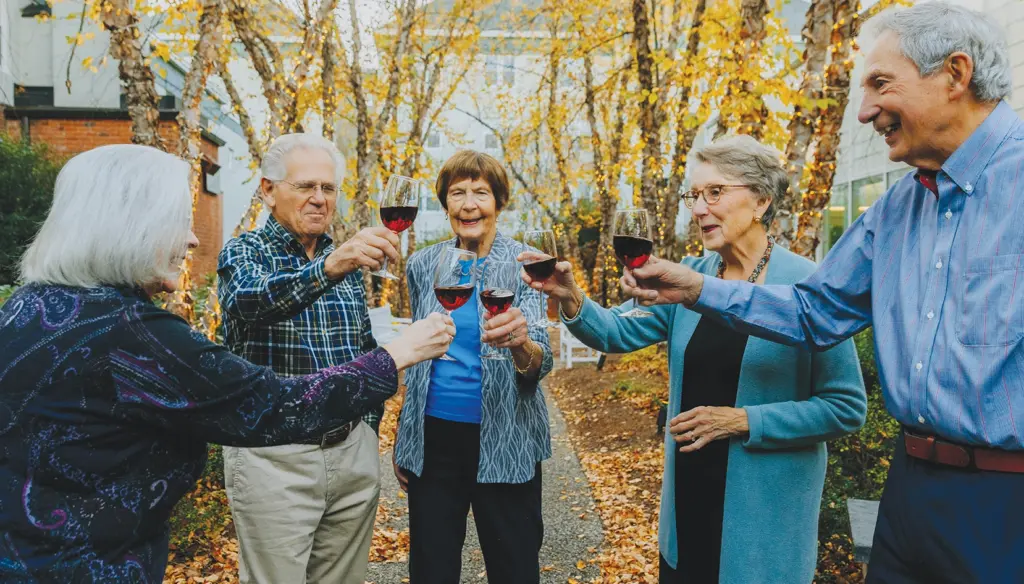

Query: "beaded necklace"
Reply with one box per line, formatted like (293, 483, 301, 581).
(716, 236, 774, 283)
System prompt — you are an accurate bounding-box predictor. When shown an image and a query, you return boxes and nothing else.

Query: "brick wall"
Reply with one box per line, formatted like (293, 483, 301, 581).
(4, 116, 223, 279)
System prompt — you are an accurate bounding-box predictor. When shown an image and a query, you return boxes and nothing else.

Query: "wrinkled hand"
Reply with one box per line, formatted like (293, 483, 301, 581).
(325, 227, 401, 278)
(384, 313, 455, 370)
(622, 256, 704, 307)
(517, 251, 578, 301)
(480, 307, 530, 349)
(669, 406, 749, 453)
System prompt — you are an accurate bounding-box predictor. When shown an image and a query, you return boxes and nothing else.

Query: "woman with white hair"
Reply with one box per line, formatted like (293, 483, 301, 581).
(0, 144, 454, 582)
(522, 135, 867, 583)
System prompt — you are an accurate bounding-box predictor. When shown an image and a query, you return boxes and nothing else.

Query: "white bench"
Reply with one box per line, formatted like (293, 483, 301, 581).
(558, 322, 602, 369)
(368, 304, 412, 345)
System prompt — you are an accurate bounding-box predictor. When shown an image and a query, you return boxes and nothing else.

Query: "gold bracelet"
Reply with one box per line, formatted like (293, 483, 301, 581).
(513, 342, 538, 375)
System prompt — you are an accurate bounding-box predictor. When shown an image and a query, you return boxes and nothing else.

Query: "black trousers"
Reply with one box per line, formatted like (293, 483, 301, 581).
(866, 431, 1024, 583)
(405, 416, 543, 584)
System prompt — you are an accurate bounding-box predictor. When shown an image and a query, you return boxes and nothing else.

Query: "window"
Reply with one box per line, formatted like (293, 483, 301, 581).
(485, 133, 498, 150)
(559, 58, 581, 89)
(853, 174, 885, 217)
(824, 183, 851, 253)
(887, 167, 912, 188)
(421, 196, 442, 211)
(485, 55, 515, 86)
(426, 131, 441, 148)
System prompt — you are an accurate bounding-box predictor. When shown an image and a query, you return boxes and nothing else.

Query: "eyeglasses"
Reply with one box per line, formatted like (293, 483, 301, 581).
(278, 180, 338, 196)
(681, 184, 749, 209)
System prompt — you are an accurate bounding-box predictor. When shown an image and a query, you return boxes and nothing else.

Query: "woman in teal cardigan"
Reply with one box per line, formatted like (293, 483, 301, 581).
(522, 136, 867, 584)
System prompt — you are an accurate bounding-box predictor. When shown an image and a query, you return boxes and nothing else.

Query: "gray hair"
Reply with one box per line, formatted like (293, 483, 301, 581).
(20, 144, 192, 288)
(863, 1, 1011, 102)
(692, 135, 786, 228)
(261, 133, 344, 183)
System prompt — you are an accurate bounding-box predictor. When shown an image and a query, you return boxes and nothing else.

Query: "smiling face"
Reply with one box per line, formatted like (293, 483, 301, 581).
(148, 230, 200, 296)
(446, 176, 499, 246)
(262, 147, 337, 245)
(857, 31, 958, 170)
(689, 162, 770, 252)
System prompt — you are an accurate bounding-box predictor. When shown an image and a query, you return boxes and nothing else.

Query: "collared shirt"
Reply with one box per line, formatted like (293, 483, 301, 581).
(0, 284, 397, 582)
(394, 233, 555, 483)
(695, 100, 1024, 449)
(217, 216, 383, 431)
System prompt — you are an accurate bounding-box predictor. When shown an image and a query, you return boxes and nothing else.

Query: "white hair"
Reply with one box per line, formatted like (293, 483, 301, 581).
(863, 1, 1011, 102)
(20, 144, 192, 288)
(693, 135, 786, 228)
(261, 133, 344, 183)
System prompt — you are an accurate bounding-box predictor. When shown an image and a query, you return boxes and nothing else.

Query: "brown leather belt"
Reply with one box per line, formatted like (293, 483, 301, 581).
(300, 420, 358, 448)
(904, 429, 1024, 473)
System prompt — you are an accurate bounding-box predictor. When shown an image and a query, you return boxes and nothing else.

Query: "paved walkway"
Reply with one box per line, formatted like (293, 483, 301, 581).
(366, 388, 603, 583)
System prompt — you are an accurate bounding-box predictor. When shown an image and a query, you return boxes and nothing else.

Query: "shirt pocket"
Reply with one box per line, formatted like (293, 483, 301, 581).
(957, 254, 1024, 347)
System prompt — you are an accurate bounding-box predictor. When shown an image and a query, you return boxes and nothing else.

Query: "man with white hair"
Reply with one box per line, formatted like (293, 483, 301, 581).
(612, 2, 1024, 581)
(217, 133, 401, 584)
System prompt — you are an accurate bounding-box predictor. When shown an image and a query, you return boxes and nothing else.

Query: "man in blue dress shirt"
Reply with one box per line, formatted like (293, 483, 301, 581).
(621, 3, 1024, 582)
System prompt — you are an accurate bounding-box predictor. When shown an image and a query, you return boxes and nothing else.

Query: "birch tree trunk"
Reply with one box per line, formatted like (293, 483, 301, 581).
(790, 0, 861, 257)
(101, 0, 163, 149)
(166, 0, 224, 330)
(773, 0, 835, 248)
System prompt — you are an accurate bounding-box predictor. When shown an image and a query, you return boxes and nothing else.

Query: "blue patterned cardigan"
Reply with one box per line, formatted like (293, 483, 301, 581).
(0, 284, 398, 583)
(394, 232, 554, 484)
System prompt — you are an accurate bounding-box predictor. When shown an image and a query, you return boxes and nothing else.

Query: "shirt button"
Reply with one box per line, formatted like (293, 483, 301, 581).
(935, 260, 943, 269)
(927, 311, 935, 320)
(915, 362, 923, 371)
(965, 182, 974, 193)
(918, 414, 926, 424)
(945, 210, 953, 219)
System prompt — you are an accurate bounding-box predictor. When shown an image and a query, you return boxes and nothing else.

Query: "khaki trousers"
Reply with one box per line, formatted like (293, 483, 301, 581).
(224, 422, 380, 584)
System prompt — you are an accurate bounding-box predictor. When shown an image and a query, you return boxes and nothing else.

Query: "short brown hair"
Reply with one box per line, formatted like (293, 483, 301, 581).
(435, 150, 510, 211)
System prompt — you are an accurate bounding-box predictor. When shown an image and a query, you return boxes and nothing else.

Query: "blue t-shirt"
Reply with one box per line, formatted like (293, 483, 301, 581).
(425, 259, 484, 424)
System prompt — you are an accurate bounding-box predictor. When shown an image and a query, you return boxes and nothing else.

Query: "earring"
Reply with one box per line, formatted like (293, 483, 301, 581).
(754, 216, 761, 224)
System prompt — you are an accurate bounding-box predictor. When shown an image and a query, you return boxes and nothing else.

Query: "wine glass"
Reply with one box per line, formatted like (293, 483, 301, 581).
(372, 175, 425, 280)
(520, 229, 559, 329)
(479, 260, 519, 361)
(613, 209, 654, 318)
(433, 247, 478, 361)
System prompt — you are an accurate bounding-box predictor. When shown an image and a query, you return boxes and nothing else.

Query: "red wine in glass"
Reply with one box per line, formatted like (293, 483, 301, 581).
(434, 285, 474, 311)
(613, 235, 654, 270)
(481, 288, 515, 315)
(523, 256, 557, 281)
(380, 205, 418, 233)
(613, 209, 654, 318)
(373, 175, 425, 280)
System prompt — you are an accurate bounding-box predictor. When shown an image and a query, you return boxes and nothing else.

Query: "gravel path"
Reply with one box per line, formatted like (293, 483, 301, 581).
(366, 388, 603, 583)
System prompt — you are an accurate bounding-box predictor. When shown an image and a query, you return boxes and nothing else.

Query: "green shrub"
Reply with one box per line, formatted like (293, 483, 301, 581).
(815, 328, 899, 582)
(168, 445, 230, 550)
(0, 137, 63, 284)
(0, 285, 16, 307)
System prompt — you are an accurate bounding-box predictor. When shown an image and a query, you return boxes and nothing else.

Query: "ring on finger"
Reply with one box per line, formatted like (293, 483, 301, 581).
(507, 332, 515, 343)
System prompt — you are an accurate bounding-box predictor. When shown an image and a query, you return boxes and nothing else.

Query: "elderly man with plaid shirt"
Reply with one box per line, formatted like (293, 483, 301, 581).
(217, 133, 402, 584)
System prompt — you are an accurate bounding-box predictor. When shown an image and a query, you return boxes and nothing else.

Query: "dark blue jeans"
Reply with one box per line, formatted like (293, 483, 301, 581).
(867, 432, 1024, 583)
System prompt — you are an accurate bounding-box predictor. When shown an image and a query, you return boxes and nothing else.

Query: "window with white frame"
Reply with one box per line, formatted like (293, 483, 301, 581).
(887, 168, 912, 187)
(824, 183, 851, 253)
(485, 133, 498, 150)
(853, 175, 885, 217)
(484, 55, 515, 86)
(559, 58, 582, 89)
(426, 131, 441, 148)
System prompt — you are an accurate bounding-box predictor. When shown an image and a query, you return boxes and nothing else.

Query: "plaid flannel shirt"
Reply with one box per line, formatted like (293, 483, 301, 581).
(217, 216, 383, 433)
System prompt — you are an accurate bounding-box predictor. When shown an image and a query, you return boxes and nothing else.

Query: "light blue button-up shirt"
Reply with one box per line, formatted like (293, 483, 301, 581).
(695, 100, 1024, 449)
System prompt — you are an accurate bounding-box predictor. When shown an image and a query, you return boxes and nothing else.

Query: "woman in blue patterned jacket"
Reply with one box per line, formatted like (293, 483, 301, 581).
(393, 150, 554, 584)
(0, 144, 454, 583)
